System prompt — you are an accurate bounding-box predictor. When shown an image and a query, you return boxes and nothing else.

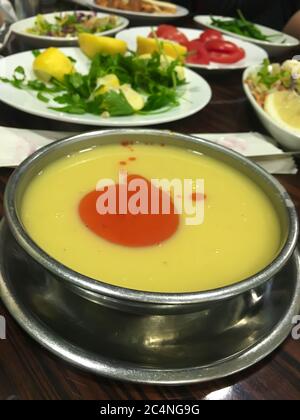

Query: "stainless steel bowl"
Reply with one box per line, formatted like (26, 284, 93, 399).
(2, 129, 299, 373)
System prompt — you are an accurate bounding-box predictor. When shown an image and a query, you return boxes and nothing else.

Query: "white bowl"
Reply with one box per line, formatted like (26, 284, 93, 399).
(11, 10, 130, 48)
(194, 15, 300, 57)
(243, 65, 300, 150)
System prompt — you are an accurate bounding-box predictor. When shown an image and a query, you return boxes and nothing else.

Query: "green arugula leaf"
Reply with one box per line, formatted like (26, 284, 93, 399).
(32, 50, 41, 57)
(101, 90, 134, 116)
(14, 66, 26, 82)
(37, 91, 49, 103)
(143, 90, 178, 112)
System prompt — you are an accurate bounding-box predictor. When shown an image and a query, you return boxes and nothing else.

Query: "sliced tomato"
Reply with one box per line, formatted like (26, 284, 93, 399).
(187, 53, 210, 65)
(209, 48, 246, 64)
(205, 40, 239, 54)
(164, 31, 189, 46)
(156, 25, 178, 37)
(186, 44, 210, 65)
(199, 29, 223, 43)
(150, 24, 189, 46)
(186, 39, 210, 65)
(186, 39, 205, 53)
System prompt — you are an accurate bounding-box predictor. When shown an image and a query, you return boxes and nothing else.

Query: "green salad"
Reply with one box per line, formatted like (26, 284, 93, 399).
(0, 50, 186, 117)
(27, 12, 120, 38)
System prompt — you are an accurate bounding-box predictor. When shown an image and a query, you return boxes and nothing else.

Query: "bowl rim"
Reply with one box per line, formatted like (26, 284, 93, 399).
(4, 129, 299, 305)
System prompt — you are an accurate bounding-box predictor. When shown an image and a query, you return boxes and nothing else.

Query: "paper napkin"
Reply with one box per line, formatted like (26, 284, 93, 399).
(0, 127, 297, 175)
(0, 127, 76, 167)
(193, 132, 298, 175)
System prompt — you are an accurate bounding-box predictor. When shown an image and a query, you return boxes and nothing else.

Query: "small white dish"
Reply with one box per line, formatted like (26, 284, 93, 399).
(243, 65, 300, 150)
(194, 15, 300, 57)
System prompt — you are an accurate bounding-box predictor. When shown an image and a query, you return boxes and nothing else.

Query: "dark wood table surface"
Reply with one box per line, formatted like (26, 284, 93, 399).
(0, 2, 299, 401)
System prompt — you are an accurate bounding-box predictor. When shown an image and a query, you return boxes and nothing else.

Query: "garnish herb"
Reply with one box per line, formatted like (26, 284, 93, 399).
(211, 10, 285, 43)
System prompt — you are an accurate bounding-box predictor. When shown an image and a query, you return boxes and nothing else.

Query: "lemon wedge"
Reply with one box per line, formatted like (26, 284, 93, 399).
(33, 48, 74, 82)
(265, 91, 300, 134)
(120, 85, 145, 111)
(136, 36, 187, 62)
(78, 34, 127, 59)
(95, 74, 120, 95)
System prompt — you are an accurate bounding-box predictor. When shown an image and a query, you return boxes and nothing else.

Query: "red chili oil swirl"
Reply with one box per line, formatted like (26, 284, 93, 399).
(79, 175, 179, 247)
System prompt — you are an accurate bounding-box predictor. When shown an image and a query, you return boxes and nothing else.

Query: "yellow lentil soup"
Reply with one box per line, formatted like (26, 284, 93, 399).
(20, 143, 282, 293)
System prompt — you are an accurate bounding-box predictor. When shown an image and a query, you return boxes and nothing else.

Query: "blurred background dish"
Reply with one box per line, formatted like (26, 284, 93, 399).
(116, 26, 268, 71)
(11, 10, 129, 47)
(194, 15, 300, 57)
(82, 0, 189, 21)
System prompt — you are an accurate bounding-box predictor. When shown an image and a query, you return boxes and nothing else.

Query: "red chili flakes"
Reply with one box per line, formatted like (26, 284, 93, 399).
(191, 193, 207, 202)
(121, 141, 134, 152)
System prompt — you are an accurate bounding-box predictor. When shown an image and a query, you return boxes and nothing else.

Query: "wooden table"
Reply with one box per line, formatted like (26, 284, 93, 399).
(0, 3, 299, 400)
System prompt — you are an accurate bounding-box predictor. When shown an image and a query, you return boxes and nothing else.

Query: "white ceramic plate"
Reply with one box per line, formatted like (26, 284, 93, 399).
(0, 47, 212, 127)
(194, 15, 300, 57)
(79, 0, 189, 21)
(243, 65, 300, 150)
(10, 11, 130, 48)
(116, 26, 268, 71)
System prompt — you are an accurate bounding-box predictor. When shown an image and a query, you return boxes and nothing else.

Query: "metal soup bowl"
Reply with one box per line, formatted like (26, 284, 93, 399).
(2, 130, 299, 371)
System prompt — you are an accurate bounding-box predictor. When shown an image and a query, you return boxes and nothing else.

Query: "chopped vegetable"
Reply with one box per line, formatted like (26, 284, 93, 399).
(27, 12, 120, 38)
(245, 59, 299, 107)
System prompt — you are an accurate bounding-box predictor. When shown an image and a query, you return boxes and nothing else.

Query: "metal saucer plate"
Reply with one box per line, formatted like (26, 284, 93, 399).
(0, 220, 300, 385)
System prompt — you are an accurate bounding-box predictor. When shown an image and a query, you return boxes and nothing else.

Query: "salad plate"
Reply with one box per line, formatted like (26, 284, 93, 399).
(116, 26, 268, 71)
(0, 47, 212, 127)
(194, 15, 300, 57)
(10, 11, 130, 47)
